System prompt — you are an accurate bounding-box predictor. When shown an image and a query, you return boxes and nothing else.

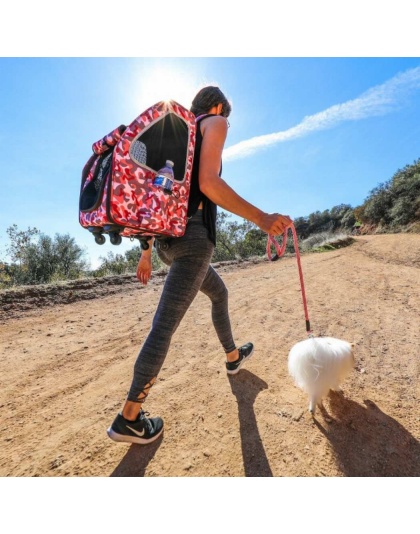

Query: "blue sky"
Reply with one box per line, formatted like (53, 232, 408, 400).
(1, 57, 420, 268)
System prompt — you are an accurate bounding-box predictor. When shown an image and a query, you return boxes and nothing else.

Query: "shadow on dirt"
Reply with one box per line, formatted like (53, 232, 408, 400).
(314, 391, 420, 477)
(109, 434, 163, 477)
(228, 370, 273, 477)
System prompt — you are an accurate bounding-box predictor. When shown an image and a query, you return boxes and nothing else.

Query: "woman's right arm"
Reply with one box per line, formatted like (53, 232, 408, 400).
(198, 116, 292, 235)
(136, 238, 154, 285)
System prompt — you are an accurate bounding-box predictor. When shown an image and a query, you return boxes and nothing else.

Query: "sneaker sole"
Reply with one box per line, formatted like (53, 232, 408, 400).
(226, 347, 254, 375)
(106, 426, 163, 445)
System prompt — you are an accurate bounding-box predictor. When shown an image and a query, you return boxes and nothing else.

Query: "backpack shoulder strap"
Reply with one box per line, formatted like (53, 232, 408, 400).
(195, 113, 217, 123)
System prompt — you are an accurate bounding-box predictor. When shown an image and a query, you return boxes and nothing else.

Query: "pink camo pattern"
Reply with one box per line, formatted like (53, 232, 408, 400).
(80, 101, 196, 238)
(92, 125, 125, 155)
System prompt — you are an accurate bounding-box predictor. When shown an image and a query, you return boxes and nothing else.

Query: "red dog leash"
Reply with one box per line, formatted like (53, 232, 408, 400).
(266, 224, 312, 336)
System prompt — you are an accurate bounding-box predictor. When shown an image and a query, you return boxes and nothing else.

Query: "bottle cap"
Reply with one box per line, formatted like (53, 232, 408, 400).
(166, 160, 174, 167)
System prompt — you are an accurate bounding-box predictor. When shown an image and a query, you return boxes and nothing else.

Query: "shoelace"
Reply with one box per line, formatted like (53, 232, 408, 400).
(139, 410, 153, 430)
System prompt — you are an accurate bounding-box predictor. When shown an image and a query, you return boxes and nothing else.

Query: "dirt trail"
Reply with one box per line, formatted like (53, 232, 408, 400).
(0, 234, 419, 477)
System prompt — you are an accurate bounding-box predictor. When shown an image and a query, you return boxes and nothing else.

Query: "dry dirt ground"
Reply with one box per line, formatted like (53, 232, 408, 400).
(0, 234, 419, 477)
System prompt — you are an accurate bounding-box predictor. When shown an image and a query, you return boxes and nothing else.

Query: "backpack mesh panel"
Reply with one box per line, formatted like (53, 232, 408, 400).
(130, 140, 147, 165)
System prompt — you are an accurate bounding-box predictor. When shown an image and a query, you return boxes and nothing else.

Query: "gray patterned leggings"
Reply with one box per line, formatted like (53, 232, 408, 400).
(127, 210, 236, 402)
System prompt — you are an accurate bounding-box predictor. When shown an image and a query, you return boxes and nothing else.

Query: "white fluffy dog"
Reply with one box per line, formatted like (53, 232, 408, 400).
(288, 336, 354, 414)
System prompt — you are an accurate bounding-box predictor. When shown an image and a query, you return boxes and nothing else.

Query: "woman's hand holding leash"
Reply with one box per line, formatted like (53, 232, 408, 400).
(258, 213, 293, 235)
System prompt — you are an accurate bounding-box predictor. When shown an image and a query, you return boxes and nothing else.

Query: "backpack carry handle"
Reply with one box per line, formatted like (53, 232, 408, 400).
(92, 124, 127, 155)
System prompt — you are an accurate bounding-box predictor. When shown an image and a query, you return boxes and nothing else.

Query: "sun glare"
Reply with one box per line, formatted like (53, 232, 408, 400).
(133, 64, 202, 112)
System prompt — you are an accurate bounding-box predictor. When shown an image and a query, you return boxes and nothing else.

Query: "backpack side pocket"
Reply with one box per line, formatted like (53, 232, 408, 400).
(79, 150, 113, 213)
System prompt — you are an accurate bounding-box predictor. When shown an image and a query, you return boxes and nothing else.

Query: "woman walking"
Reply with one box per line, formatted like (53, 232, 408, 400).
(107, 86, 292, 444)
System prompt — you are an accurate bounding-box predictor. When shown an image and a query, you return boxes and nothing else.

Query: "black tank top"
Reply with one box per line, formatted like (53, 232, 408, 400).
(187, 114, 218, 245)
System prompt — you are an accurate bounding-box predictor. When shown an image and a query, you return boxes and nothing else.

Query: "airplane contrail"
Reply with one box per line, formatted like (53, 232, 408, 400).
(223, 66, 420, 162)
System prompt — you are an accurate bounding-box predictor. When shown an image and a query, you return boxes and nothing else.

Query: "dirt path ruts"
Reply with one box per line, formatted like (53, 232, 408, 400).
(0, 234, 419, 477)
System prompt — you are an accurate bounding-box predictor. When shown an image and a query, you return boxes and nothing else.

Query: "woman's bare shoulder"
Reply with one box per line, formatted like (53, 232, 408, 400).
(200, 115, 228, 136)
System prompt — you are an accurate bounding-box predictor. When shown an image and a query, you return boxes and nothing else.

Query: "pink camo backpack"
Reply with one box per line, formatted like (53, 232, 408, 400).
(79, 100, 197, 250)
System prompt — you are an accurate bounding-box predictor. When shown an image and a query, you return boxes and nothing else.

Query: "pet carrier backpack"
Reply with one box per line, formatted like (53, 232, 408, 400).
(79, 100, 197, 249)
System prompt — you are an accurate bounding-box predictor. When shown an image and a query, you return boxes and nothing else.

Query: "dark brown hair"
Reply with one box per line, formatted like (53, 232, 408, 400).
(190, 86, 232, 118)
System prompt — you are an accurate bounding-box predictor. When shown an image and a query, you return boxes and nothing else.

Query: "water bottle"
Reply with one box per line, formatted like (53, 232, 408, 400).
(153, 160, 175, 194)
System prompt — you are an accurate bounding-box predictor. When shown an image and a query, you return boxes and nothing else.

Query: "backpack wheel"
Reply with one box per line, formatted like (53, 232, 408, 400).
(109, 232, 122, 245)
(95, 234, 106, 245)
(139, 238, 150, 250)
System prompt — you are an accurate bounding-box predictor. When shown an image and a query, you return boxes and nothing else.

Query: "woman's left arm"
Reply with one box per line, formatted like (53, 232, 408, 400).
(198, 116, 292, 235)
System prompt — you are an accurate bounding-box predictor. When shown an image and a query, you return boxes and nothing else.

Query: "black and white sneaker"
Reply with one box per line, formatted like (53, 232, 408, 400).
(107, 410, 164, 445)
(226, 342, 254, 375)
